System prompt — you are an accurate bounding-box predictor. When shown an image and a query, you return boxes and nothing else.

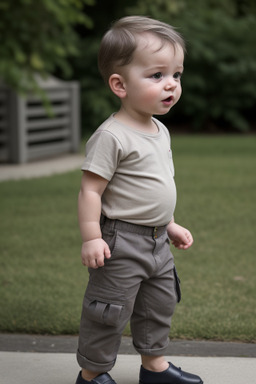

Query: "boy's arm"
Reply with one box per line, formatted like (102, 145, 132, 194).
(78, 170, 110, 269)
(167, 217, 193, 250)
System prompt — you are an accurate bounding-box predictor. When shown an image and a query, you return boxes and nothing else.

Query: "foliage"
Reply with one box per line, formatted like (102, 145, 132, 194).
(1, 0, 255, 132)
(74, 0, 256, 133)
(127, 0, 256, 131)
(71, 37, 120, 133)
(0, 0, 94, 94)
(70, 0, 138, 133)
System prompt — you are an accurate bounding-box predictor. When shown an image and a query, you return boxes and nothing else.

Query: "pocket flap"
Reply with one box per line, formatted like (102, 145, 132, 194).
(86, 299, 123, 327)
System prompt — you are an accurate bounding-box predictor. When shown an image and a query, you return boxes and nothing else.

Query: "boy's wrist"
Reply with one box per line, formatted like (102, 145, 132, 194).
(80, 221, 102, 243)
(82, 237, 102, 244)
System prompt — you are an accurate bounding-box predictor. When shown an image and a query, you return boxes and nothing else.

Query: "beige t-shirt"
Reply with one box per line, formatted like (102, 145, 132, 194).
(82, 114, 176, 226)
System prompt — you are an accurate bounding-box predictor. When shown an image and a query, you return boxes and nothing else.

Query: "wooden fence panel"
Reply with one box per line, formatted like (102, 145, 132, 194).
(0, 77, 80, 163)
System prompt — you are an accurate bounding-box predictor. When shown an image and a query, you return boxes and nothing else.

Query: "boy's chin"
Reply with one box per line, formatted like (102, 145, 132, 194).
(154, 109, 172, 116)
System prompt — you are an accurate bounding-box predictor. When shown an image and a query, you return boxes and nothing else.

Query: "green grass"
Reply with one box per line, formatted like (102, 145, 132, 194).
(0, 135, 256, 341)
(0, 171, 85, 334)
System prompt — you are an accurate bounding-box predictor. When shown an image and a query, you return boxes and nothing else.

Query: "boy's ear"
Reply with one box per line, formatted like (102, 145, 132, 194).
(108, 74, 127, 98)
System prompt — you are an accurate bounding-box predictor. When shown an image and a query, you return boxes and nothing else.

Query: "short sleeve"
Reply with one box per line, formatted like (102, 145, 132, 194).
(81, 131, 123, 181)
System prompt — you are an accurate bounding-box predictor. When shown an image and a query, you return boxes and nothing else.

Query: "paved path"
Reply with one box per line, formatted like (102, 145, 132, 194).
(0, 154, 84, 181)
(1, 351, 256, 384)
(1, 334, 256, 357)
(0, 335, 256, 384)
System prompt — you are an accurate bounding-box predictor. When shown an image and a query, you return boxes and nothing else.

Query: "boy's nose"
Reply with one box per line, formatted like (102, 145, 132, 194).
(165, 77, 177, 90)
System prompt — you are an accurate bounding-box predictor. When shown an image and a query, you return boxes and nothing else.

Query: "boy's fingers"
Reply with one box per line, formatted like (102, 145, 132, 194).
(104, 245, 111, 259)
(87, 259, 98, 269)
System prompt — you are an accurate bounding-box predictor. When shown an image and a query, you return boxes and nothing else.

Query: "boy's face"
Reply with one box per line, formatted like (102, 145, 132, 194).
(120, 33, 184, 118)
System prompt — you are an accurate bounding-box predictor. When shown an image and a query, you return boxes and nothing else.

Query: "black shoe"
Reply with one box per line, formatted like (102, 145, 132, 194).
(139, 362, 203, 384)
(75, 371, 117, 384)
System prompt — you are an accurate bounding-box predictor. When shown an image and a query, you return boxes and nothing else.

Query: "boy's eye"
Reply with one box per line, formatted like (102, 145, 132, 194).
(152, 72, 163, 80)
(173, 72, 182, 80)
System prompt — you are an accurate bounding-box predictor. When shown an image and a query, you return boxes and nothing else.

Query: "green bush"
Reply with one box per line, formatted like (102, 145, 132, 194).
(73, 37, 120, 133)
(127, 0, 256, 131)
(0, 0, 94, 93)
(75, 0, 256, 133)
(176, 8, 256, 131)
(1, 0, 255, 133)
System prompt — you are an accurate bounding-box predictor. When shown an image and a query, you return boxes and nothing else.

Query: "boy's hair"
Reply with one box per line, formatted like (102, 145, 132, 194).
(98, 16, 185, 84)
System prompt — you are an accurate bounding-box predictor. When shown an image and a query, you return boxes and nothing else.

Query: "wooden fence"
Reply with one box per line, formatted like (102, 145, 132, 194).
(0, 76, 80, 163)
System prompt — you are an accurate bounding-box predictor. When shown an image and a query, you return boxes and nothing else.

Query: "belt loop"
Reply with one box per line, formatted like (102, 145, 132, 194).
(153, 226, 158, 239)
(111, 218, 116, 231)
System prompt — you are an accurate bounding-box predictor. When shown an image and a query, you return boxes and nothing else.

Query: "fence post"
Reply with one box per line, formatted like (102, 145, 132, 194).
(0, 87, 8, 162)
(9, 92, 27, 163)
(69, 82, 80, 152)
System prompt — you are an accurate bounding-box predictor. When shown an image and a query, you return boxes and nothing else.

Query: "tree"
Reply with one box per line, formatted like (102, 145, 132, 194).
(0, 0, 95, 94)
(127, 0, 256, 131)
(69, 0, 138, 134)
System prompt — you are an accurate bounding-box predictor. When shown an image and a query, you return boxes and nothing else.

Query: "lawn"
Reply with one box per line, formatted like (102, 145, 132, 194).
(0, 135, 255, 341)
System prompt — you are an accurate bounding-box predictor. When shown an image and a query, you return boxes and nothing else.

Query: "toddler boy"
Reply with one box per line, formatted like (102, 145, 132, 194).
(76, 16, 203, 384)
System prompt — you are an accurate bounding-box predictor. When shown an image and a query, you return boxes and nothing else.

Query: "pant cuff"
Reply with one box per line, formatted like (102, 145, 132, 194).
(133, 339, 169, 356)
(77, 349, 116, 372)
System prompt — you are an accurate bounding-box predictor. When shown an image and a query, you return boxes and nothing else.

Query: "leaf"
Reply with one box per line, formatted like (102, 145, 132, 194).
(30, 53, 45, 70)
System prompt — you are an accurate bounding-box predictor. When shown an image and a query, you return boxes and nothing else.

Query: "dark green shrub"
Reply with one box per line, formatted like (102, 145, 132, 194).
(76, 0, 256, 133)
(0, 0, 94, 93)
(127, 0, 256, 132)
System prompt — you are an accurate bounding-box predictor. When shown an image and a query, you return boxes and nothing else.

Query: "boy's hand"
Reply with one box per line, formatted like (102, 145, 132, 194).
(167, 222, 193, 250)
(81, 238, 111, 269)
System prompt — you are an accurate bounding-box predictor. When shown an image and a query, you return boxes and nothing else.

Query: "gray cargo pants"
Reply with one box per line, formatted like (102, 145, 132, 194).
(77, 216, 179, 372)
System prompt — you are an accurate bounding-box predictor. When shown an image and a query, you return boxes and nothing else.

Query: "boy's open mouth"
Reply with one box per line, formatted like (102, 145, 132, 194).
(162, 96, 173, 104)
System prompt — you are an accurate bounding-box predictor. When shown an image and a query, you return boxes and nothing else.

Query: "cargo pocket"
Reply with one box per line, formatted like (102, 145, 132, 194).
(173, 266, 181, 303)
(86, 300, 123, 326)
(84, 283, 124, 327)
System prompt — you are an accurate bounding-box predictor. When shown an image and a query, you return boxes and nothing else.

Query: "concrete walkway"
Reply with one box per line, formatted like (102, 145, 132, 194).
(0, 153, 84, 182)
(1, 351, 256, 384)
(0, 335, 256, 384)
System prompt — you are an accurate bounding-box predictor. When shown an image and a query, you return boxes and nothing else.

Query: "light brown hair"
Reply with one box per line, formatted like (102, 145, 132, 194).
(98, 16, 185, 84)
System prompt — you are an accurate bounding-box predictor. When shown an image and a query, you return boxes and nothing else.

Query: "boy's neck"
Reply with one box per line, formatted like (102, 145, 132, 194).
(114, 109, 158, 134)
